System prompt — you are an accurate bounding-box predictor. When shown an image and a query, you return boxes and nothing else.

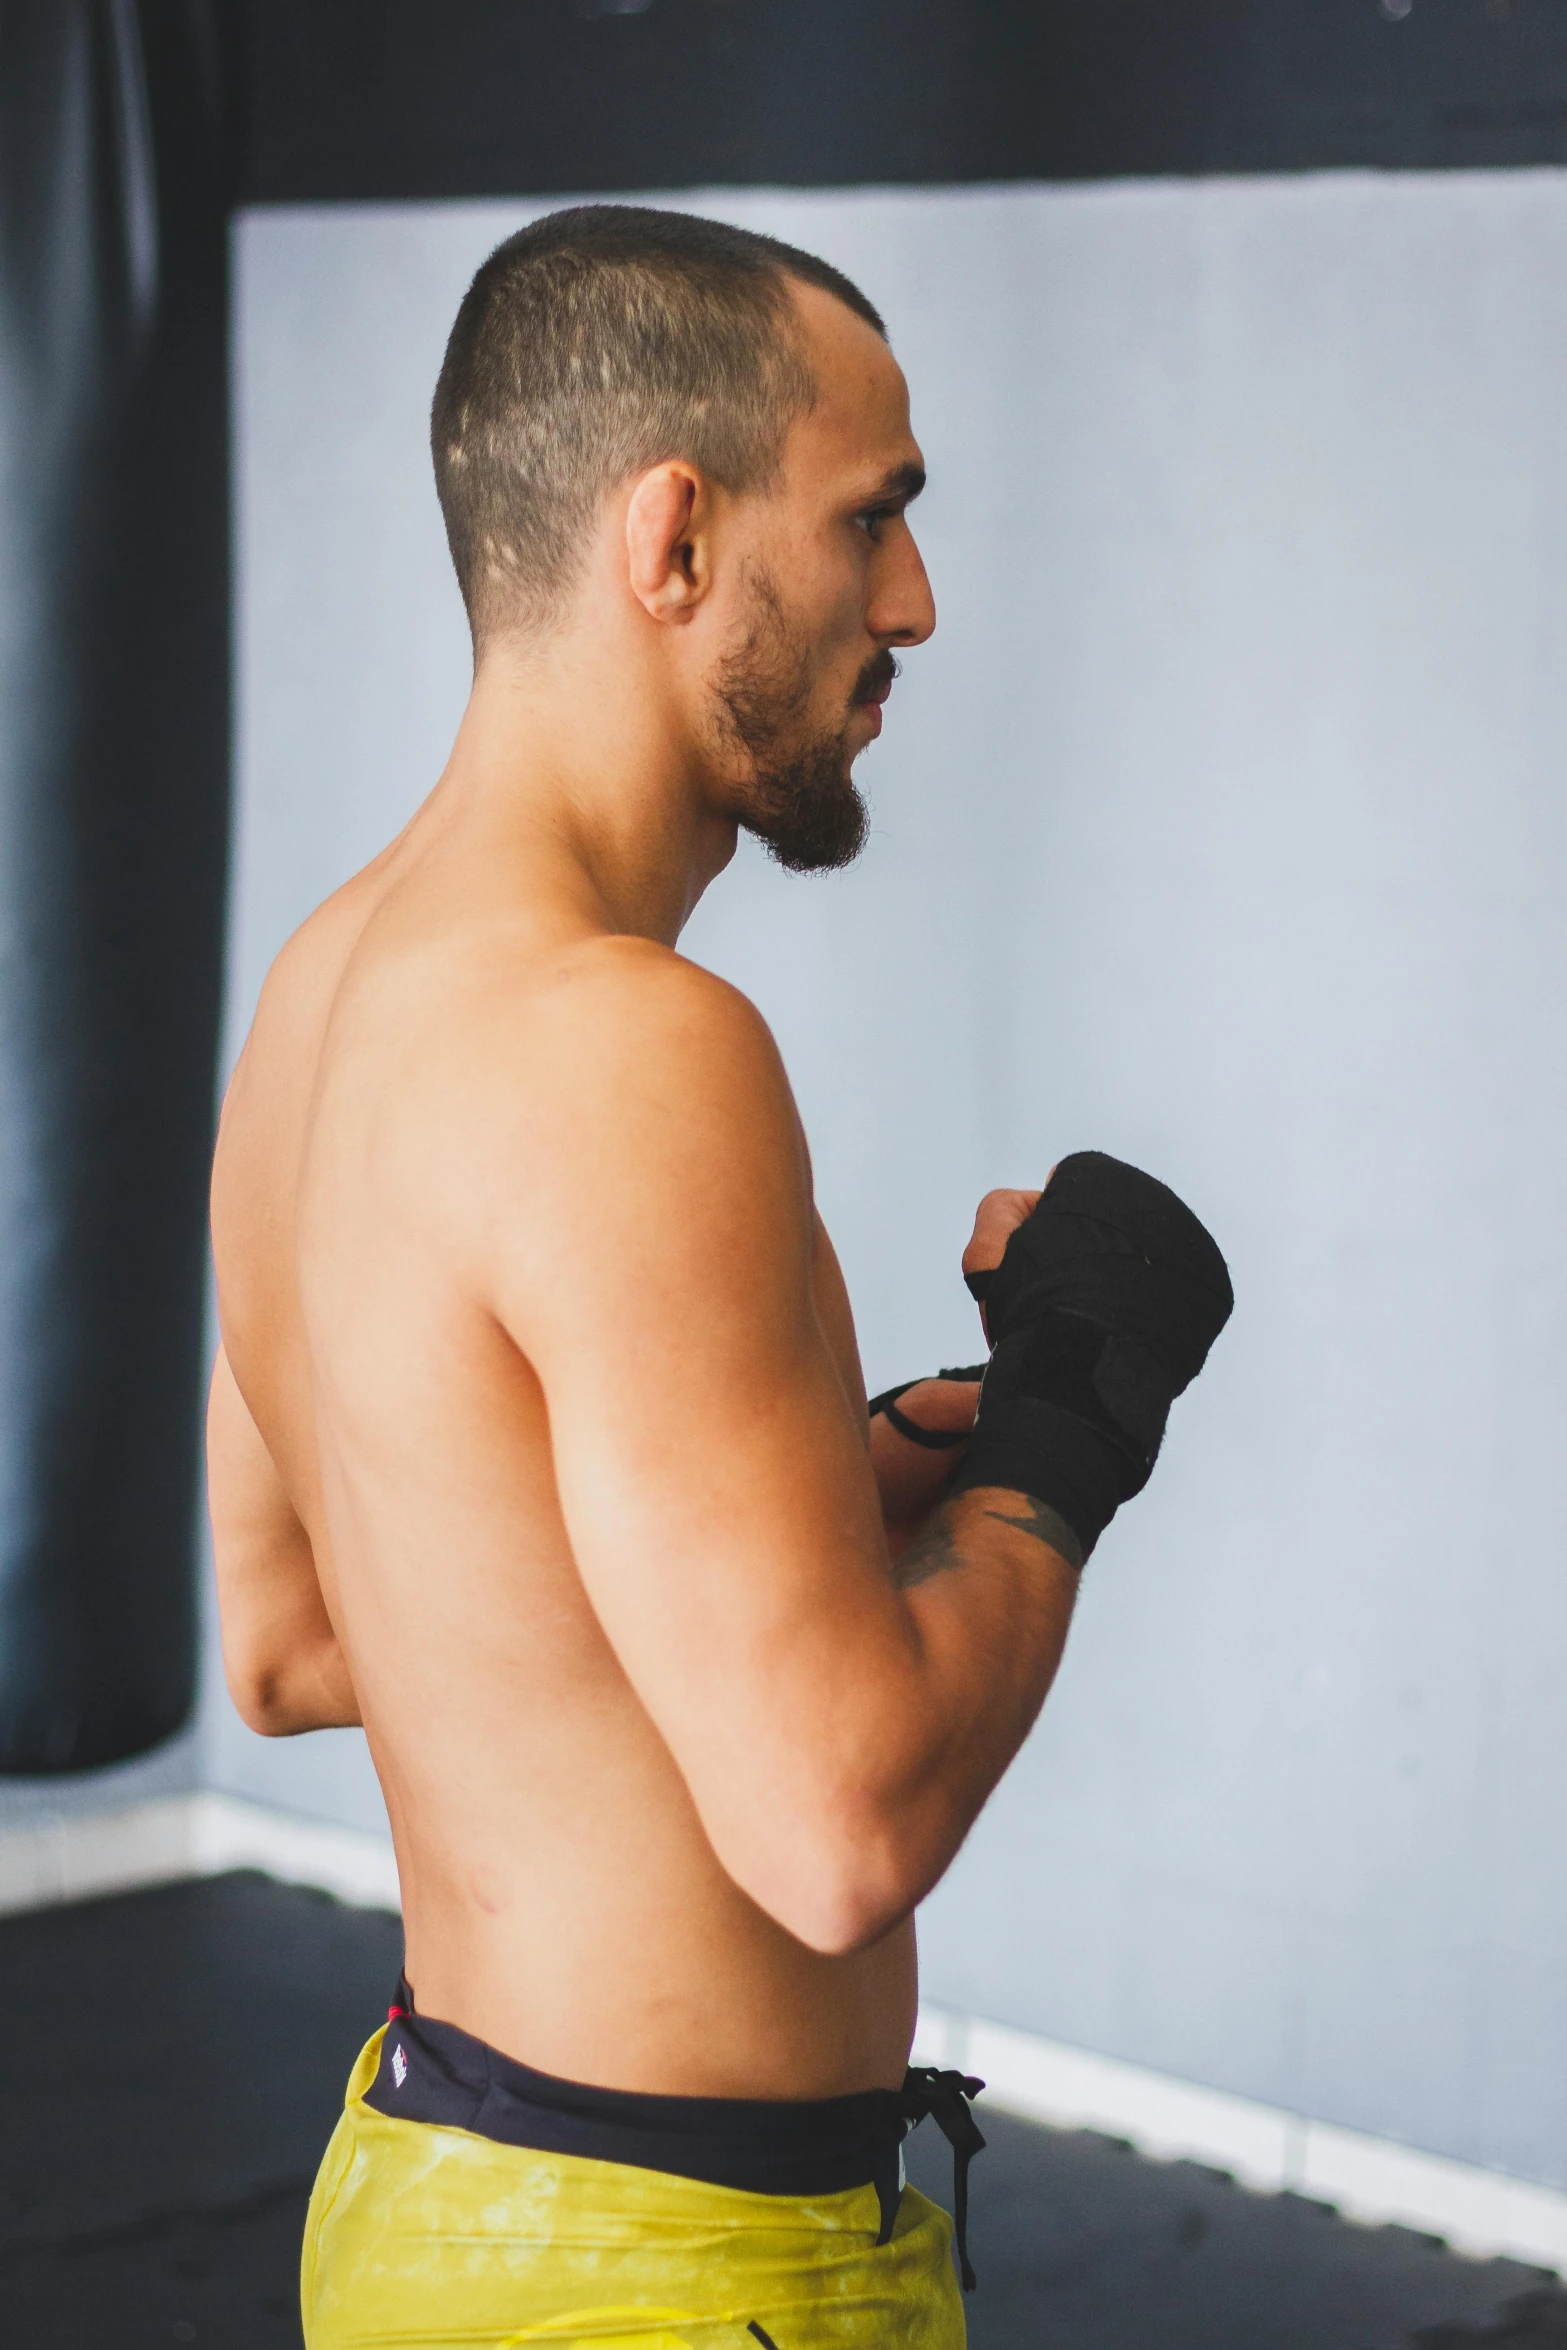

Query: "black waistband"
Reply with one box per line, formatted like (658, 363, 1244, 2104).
(362, 1976, 986, 2289)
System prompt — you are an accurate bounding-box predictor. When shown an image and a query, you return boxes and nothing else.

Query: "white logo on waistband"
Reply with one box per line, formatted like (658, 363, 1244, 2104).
(391, 2043, 408, 2089)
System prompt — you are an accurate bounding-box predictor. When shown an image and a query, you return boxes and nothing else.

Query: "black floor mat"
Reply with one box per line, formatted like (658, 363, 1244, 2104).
(1, 1871, 1562, 2349)
(1, 2181, 310, 2350)
(901, 2113, 1565, 2350)
(1411, 2288, 1567, 2346)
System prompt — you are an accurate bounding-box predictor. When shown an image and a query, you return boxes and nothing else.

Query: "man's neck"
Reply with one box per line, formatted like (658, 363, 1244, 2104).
(437, 627, 739, 949)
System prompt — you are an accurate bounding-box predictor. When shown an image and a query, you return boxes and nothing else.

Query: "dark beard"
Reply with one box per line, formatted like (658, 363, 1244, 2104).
(712, 571, 876, 875)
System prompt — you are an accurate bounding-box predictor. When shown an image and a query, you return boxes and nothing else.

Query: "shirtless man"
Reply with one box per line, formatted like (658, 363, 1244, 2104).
(208, 208, 1231, 2348)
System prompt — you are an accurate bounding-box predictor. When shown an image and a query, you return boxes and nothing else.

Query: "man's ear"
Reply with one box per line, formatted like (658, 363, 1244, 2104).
(625, 462, 708, 622)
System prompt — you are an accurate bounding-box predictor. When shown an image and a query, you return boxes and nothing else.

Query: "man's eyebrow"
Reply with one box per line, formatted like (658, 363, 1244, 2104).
(862, 461, 926, 506)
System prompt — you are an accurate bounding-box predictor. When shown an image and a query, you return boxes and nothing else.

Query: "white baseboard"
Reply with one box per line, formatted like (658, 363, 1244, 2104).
(0, 1789, 400, 1917)
(2, 1795, 1560, 2278)
(913, 2004, 1567, 2277)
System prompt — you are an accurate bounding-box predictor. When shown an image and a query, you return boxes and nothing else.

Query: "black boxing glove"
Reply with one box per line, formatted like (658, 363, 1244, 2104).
(868, 1366, 989, 1449)
(952, 1153, 1233, 1568)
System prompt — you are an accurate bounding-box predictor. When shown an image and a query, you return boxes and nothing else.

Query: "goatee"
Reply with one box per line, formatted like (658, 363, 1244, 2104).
(712, 571, 875, 875)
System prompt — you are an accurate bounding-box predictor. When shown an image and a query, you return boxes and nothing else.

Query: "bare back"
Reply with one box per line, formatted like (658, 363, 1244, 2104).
(211, 800, 918, 2100)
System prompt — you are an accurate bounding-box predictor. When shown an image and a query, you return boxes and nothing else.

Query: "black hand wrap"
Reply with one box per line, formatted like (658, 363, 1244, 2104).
(953, 1152, 1233, 1567)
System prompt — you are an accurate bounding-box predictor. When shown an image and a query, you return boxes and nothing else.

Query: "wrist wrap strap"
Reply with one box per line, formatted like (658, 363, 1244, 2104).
(953, 1153, 1232, 1565)
(867, 1366, 988, 1451)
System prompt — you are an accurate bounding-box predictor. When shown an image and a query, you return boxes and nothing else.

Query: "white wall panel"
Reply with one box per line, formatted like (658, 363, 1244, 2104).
(228, 172, 1567, 2185)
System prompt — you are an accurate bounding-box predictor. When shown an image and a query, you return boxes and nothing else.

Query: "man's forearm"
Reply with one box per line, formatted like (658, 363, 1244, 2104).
(655, 1476, 1078, 1960)
(895, 1488, 1075, 1591)
(872, 1485, 1080, 1916)
(865, 1151, 1232, 1915)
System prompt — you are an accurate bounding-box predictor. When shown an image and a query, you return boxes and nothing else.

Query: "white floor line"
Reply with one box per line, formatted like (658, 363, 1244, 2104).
(913, 2003, 1567, 2276)
(0, 1789, 400, 1918)
(2, 1794, 1560, 2277)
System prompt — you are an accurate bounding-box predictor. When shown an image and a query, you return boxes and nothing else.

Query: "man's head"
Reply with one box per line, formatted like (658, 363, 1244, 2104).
(432, 206, 934, 872)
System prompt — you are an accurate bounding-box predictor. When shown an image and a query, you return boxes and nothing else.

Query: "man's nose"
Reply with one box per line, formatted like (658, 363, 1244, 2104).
(871, 530, 936, 649)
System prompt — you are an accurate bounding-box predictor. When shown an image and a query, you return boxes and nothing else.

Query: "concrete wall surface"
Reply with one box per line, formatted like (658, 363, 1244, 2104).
(208, 172, 1567, 2184)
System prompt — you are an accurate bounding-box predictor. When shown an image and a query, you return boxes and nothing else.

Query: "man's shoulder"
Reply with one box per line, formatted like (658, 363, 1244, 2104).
(232, 862, 390, 1089)
(465, 937, 808, 1309)
(479, 934, 784, 1107)
(219, 882, 349, 1125)
(531, 933, 752, 1025)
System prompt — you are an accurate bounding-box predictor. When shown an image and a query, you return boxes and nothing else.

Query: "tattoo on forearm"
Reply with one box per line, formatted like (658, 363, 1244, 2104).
(895, 1494, 1084, 1589)
(984, 1496, 1084, 1572)
(894, 1517, 965, 1589)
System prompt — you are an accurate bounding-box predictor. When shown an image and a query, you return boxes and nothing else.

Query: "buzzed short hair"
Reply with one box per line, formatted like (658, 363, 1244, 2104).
(431, 205, 886, 646)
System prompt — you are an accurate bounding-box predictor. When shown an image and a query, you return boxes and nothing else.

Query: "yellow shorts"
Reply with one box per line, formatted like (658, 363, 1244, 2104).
(302, 2029, 967, 2349)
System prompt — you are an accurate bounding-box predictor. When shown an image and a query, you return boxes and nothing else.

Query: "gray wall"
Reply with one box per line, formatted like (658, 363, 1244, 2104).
(216, 173, 1567, 2185)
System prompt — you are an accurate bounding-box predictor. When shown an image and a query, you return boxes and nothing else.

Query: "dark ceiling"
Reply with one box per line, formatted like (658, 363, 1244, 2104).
(239, 0, 1567, 205)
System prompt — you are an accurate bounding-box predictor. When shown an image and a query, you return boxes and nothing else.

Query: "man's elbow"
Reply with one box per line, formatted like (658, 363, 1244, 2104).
(224, 1650, 303, 1737)
(222, 1630, 354, 1737)
(735, 1808, 937, 1960)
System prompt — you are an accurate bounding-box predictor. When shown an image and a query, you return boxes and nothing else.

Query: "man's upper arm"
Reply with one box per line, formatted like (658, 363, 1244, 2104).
(483, 952, 894, 1917)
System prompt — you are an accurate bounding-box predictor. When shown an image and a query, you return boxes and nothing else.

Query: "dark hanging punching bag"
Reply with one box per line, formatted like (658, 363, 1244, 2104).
(0, 3, 232, 1771)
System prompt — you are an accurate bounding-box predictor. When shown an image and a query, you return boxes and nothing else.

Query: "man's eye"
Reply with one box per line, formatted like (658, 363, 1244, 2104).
(855, 507, 893, 539)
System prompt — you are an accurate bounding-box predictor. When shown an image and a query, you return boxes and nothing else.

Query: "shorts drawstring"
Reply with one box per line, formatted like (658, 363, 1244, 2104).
(898, 2065, 987, 2290)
